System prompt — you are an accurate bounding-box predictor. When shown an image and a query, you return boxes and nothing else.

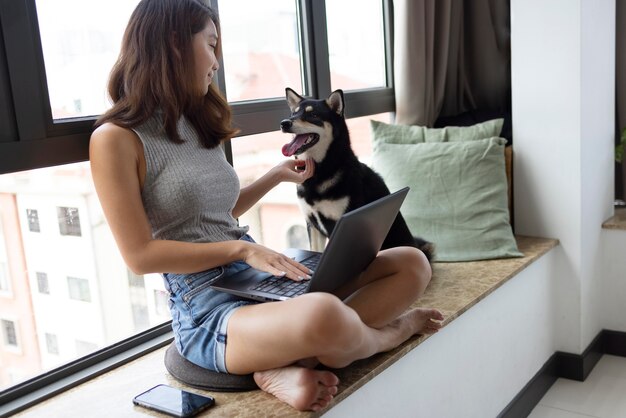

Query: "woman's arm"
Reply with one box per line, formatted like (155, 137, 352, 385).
(233, 158, 314, 218)
(89, 124, 311, 279)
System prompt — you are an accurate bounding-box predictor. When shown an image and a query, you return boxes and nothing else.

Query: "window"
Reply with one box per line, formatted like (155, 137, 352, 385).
(219, 0, 302, 102)
(45, 333, 59, 355)
(153, 290, 169, 317)
(75, 340, 97, 357)
(0, 262, 8, 293)
(1, 319, 18, 348)
(36, 272, 49, 295)
(0, 0, 394, 411)
(34, 0, 141, 119)
(67, 276, 90, 302)
(326, 0, 387, 91)
(287, 224, 309, 249)
(26, 209, 40, 233)
(0, 216, 9, 293)
(57, 207, 81, 237)
(128, 272, 150, 330)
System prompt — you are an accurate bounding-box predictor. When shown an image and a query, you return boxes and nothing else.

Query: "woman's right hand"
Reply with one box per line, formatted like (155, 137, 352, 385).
(243, 242, 312, 282)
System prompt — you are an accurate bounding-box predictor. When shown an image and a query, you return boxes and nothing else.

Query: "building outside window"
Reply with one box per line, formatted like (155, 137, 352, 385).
(44, 333, 59, 356)
(26, 209, 40, 233)
(0, 262, 8, 293)
(0, 220, 9, 293)
(57, 207, 82, 237)
(35, 272, 49, 295)
(66, 276, 91, 303)
(75, 340, 97, 357)
(1, 319, 18, 348)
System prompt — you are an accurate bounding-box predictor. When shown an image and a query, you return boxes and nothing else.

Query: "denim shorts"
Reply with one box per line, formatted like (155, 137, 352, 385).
(162, 235, 257, 373)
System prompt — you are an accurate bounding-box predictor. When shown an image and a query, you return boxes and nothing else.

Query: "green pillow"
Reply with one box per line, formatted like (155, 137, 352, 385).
(372, 136, 522, 262)
(370, 118, 504, 144)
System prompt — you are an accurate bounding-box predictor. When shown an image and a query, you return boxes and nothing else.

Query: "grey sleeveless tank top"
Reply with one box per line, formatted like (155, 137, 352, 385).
(132, 115, 249, 243)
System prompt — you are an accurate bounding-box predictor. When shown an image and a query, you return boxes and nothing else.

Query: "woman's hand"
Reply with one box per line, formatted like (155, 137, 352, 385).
(233, 158, 314, 218)
(243, 242, 313, 281)
(271, 158, 315, 184)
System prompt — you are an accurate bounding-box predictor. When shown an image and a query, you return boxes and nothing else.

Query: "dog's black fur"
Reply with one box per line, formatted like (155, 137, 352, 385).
(280, 88, 434, 261)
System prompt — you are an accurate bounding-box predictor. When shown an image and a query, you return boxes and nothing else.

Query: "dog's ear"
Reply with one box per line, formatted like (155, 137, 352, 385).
(326, 90, 344, 117)
(285, 88, 304, 112)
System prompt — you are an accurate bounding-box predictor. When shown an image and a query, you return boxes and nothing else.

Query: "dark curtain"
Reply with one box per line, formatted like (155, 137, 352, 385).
(616, 0, 625, 201)
(393, 0, 511, 130)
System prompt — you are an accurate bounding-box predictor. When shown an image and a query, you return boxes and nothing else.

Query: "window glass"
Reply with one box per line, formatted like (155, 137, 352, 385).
(218, 0, 302, 102)
(67, 276, 91, 302)
(36, 272, 50, 294)
(26, 209, 41, 233)
(45, 333, 59, 355)
(231, 130, 308, 250)
(0, 263, 8, 293)
(1, 319, 18, 348)
(34, 0, 140, 119)
(57, 207, 82, 237)
(326, 0, 387, 91)
(0, 216, 9, 293)
(0, 162, 170, 391)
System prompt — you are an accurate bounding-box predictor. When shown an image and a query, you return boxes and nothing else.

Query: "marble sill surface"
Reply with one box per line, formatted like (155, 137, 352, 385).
(602, 207, 626, 230)
(15, 236, 558, 418)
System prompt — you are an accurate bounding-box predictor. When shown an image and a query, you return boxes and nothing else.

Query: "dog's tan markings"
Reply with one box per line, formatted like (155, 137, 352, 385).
(316, 171, 342, 194)
(294, 106, 300, 113)
(305, 106, 313, 112)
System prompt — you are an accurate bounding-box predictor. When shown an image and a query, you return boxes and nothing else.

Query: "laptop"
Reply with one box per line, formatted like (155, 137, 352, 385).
(210, 187, 410, 302)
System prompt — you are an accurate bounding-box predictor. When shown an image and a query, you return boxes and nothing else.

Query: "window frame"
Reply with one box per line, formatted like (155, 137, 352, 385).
(0, 0, 395, 414)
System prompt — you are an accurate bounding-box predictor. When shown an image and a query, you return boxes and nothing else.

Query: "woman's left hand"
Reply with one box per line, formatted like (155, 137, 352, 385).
(272, 158, 315, 184)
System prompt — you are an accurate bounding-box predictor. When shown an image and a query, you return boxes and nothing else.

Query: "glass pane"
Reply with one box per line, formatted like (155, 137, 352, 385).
(326, 0, 387, 91)
(35, 0, 140, 119)
(219, 0, 302, 102)
(346, 112, 392, 161)
(231, 130, 309, 250)
(0, 162, 169, 391)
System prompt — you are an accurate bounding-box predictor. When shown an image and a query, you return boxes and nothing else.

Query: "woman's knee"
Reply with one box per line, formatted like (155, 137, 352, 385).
(389, 246, 432, 291)
(295, 293, 362, 347)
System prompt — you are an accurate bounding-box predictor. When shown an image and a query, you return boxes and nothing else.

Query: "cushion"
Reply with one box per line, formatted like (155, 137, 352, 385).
(370, 118, 504, 145)
(164, 342, 258, 392)
(371, 135, 522, 262)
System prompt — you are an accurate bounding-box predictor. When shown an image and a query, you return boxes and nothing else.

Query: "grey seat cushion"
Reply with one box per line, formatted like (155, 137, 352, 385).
(164, 342, 258, 392)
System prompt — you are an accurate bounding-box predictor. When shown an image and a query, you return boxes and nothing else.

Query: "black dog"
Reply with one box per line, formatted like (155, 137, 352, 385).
(280, 88, 434, 261)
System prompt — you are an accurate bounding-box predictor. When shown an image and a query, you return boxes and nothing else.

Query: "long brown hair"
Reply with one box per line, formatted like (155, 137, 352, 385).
(95, 0, 238, 147)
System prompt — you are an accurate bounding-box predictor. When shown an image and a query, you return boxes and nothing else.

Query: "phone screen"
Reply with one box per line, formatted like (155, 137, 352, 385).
(133, 384, 215, 418)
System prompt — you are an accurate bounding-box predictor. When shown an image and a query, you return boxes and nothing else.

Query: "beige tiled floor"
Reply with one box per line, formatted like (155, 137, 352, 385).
(528, 355, 626, 418)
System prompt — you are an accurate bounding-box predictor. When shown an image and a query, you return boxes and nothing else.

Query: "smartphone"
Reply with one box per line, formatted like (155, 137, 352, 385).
(133, 384, 215, 417)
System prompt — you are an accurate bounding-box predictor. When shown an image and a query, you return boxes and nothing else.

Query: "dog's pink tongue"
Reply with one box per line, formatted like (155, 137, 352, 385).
(282, 134, 309, 156)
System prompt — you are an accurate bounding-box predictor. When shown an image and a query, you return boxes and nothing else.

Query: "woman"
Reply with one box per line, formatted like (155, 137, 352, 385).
(90, 0, 443, 412)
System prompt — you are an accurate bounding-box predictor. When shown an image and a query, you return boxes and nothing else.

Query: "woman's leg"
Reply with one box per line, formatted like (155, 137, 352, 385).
(334, 246, 436, 328)
(225, 279, 442, 410)
(223, 246, 441, 411)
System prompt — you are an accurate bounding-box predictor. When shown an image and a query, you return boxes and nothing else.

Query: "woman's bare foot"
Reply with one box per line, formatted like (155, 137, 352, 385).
(253, 366, 339, 412)
(400, 307, 445, 335)
(380, 307, 444, 351)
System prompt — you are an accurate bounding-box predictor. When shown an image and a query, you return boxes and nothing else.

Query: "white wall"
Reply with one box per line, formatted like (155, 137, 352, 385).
(326, 251, 556, 418)
(511, 0, 615, 353)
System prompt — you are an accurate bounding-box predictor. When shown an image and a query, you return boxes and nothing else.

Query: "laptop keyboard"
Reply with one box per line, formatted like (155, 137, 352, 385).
(251, 254, 321, 298)
(251, 276, 309, 297)
(300, 254, 320, 271)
